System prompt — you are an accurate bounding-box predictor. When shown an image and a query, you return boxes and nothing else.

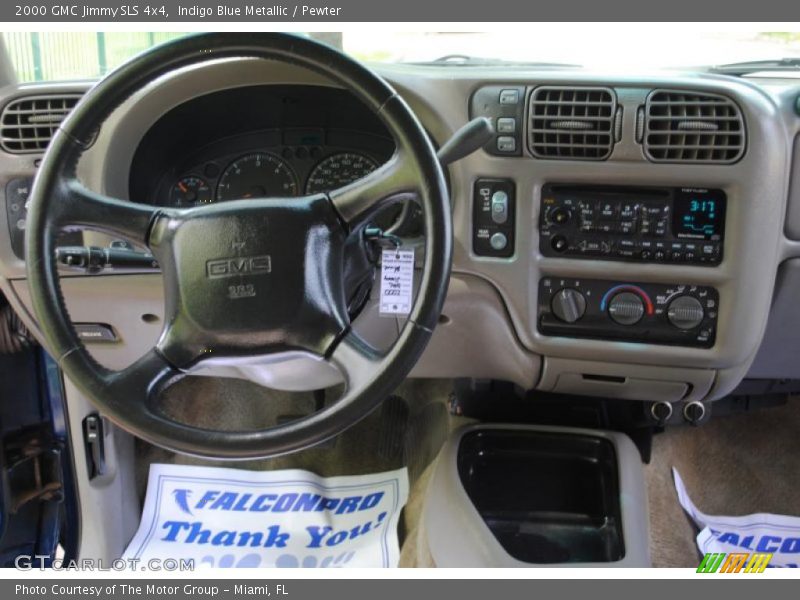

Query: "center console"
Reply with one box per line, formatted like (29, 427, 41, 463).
(423, 424, 650, 567)
(470, 180, 726, 349)
(527, 184, 724, 349)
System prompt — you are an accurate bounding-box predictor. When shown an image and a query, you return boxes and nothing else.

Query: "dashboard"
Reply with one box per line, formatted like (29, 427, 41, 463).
(2, 58, 800, 427)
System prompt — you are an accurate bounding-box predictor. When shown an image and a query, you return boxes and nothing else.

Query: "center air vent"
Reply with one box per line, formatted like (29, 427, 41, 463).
(528, 87, 617, 160)
(643, 90, 745, 164)
(1, 94, 82, 154)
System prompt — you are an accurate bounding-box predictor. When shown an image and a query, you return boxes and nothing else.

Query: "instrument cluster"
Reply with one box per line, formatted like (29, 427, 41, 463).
(157, 129, 392, 208)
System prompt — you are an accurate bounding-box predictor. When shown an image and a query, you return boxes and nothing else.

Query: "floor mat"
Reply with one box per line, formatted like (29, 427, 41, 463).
(135, 377, 456, 556)
(125, 463, 409, 568)
(645, 397, 800, 567)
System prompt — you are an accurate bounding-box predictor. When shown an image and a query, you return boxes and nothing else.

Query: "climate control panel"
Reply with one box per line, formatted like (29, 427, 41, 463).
(538, 278, 719, 347)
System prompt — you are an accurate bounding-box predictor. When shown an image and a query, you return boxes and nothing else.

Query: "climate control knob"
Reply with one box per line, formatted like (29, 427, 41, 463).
(667, 295, 705, 330)
(551, 288, 586, 324)
(608, 292, 645, 325)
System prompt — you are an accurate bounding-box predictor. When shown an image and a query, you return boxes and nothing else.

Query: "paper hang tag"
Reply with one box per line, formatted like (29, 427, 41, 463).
(379, 249, 414, 316)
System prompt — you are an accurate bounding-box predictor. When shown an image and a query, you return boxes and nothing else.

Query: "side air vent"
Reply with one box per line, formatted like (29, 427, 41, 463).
(0, 94, 82, 153)
(528, 86, 617, 160)
(643, 90, 745, 163)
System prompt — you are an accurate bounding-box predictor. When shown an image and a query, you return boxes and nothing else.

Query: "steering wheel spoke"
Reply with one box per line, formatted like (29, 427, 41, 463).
(328, 150, 418, 230)
(54, 179, 163, 246)
(106, 349, 177, 403)
(327, 330, 385, 390)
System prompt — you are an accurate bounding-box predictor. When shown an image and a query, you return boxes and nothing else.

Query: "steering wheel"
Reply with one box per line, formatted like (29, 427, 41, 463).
(25, 33, 452, 459)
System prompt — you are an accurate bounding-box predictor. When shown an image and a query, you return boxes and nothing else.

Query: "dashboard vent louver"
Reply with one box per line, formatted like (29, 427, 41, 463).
(528, 86, 616, 160)
(643, 90, 745, 163)
(0, 94, 82, 153)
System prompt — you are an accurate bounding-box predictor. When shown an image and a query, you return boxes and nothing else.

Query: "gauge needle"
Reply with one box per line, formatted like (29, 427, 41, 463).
(178, 182, 188, 193)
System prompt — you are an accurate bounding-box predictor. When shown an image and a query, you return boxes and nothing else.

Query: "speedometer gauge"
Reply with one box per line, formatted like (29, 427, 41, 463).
(216, 153, 298, 202)
(305, 153, 379, 194)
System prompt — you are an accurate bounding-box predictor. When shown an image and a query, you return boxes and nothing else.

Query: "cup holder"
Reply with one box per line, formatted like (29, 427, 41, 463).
(457, 429, 625, 564)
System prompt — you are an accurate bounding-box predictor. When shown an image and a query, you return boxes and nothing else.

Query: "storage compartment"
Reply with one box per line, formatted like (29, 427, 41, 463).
(537, 357, 715, 403)
(457, 429, 624, 564)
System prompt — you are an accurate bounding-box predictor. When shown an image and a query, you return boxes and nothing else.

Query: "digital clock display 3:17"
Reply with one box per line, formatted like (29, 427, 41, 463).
(672, 188, 727, 241)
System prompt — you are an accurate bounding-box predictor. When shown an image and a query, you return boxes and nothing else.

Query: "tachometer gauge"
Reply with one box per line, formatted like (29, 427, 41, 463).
(306, 152, 379, 194)
(170, 176, 212, 206)
(216, 153, 298, 201)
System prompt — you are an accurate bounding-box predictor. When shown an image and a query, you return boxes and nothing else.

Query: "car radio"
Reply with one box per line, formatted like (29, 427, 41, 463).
(539, 184, 726, 265)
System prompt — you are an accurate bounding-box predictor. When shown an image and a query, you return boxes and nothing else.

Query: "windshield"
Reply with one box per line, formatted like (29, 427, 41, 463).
(4, 29, 800, 81)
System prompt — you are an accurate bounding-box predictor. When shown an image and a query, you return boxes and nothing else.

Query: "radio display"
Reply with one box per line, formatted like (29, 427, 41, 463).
(672, 189, 726, 240)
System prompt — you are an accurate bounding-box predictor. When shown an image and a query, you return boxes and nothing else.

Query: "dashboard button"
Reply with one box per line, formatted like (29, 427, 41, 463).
(551, 235, 568, 252)
(548, 206, 571, 226)
(490, 232, 508, 251)
(499, 89, 519, 105)
(496, 136, 516, 152)
(496, 117, 516, 133)
(598, 203, 617, 220)
(491, 190, 509, 224)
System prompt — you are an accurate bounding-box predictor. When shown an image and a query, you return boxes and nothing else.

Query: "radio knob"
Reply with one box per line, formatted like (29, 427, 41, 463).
(608, 292, 645, 325)
(667, 295, 705, 330)
(551, 288, 586, 324)
(548, 206, 572, 226)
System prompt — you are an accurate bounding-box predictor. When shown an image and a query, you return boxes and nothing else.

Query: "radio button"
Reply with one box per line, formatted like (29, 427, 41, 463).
(548, 205, 571, 226)
(599, 203, 617, 220)
(620, 203, 637, 219)
(551, 235, 568, 252)
(596, 222, 615, 233)
(579, 240, 602, 254)
(618, 220, 636, 234)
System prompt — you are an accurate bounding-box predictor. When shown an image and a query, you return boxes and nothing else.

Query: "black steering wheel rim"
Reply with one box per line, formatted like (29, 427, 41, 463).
(25, 32, 452, 459)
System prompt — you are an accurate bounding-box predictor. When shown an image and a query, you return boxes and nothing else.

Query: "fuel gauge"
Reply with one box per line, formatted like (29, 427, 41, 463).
(170, 176, 212, 206)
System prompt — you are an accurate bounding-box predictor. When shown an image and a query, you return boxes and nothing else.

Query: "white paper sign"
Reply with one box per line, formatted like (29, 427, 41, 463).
(673, 467, 800, 568)
(123, 464, 409, 568)
(379, 249, 414, 315)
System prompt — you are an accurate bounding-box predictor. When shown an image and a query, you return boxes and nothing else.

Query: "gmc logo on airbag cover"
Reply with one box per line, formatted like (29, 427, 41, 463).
(206, 255, 272, 279)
